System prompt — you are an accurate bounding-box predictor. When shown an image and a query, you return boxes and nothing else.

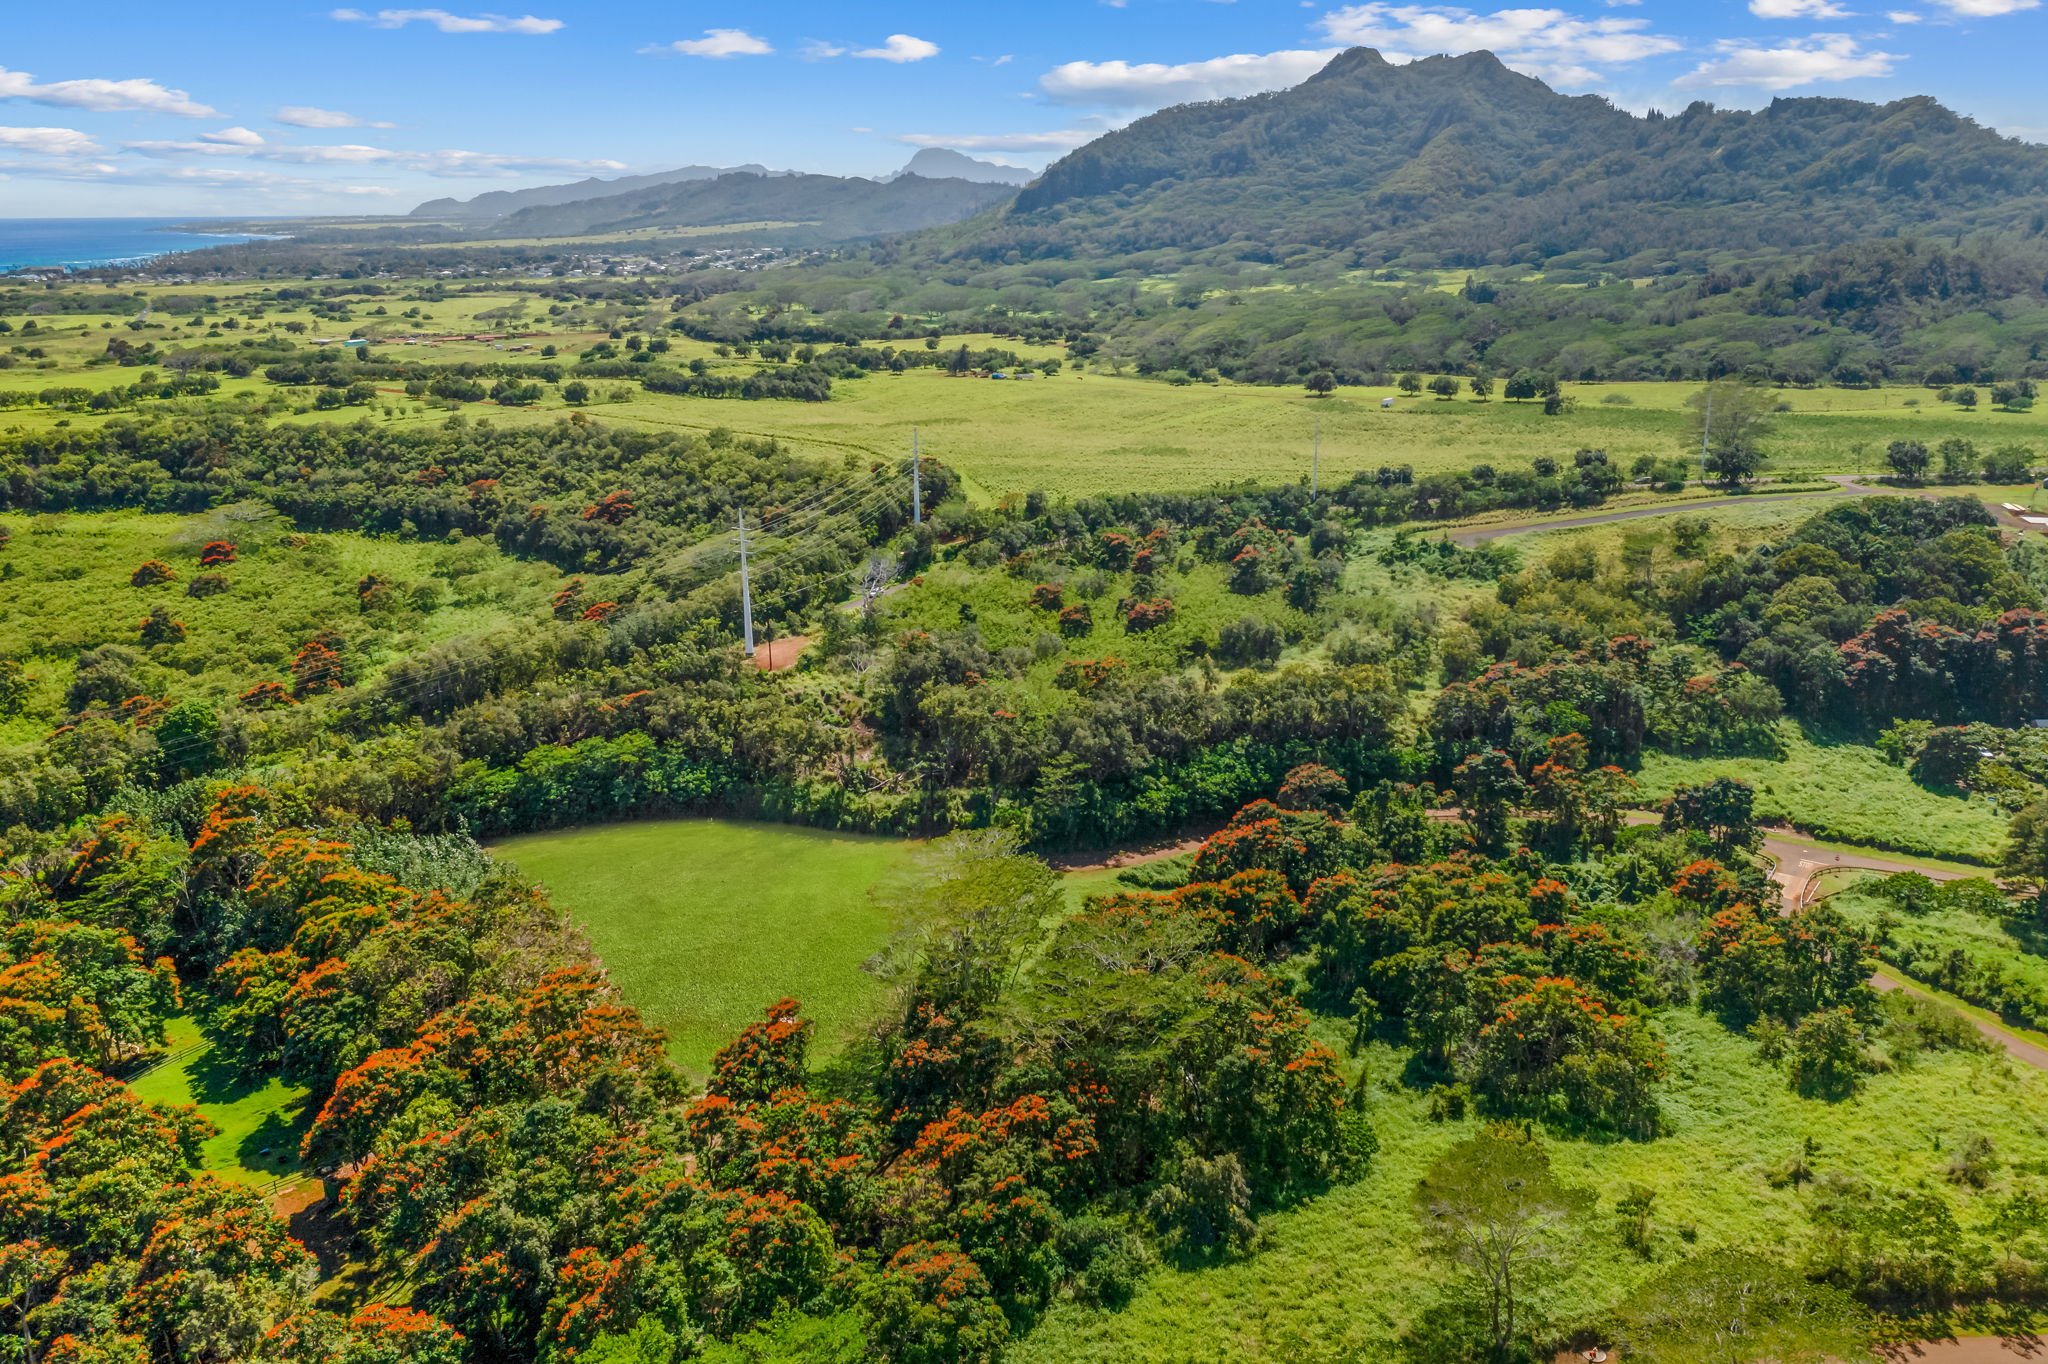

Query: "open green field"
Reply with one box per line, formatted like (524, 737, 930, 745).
(0, 509, 560, 745)
(127, 1015, 310, 1189)
(434, 372, 2048, 502)
(1010, 1008, 2048, 1364)
(1507, 492, 1883, 557)
(488, 819, 918, 1076)
(1637, 725, 2010, 863)
(11, 275, 2046, 499)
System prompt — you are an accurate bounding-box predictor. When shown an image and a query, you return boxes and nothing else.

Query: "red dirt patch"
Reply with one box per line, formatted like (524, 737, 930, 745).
(752, 636, 811, 671)
(1045, 820, 1225, 873)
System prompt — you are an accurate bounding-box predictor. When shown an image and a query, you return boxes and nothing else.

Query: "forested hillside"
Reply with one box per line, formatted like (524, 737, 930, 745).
(979, 47, 2048, 269)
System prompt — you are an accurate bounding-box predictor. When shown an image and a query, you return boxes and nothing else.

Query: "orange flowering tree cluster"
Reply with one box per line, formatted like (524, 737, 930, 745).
(1120, 598, 1174, 632)
(0, 794, 496, 1362)
(580, 490, 635, 525)
(196, 541, 235, 567)
(289, 633, 344, 698)
(1687, 858, 1874, 1025)
(127, 561, 175, 588)
(861, 820, 1369, 1327)
(1310, 833, 1670, 1135)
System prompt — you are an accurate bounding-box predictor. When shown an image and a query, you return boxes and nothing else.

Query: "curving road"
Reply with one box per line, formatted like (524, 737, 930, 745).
(1447, 486, 1874, 547)
(1447, 475, 2046, 547)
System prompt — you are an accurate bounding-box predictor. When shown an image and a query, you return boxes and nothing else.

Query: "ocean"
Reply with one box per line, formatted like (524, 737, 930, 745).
(0, 218, 277, 274)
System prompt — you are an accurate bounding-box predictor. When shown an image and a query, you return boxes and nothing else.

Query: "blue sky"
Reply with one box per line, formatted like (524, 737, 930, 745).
(2, 0, 2044, 216)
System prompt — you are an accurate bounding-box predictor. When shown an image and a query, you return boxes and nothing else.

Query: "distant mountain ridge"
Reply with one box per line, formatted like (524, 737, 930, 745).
(493, 170, 1018, 242)
(414, 151, 1031, 223)
(939, 47, 2048, 268)
(411, 164, 790, 220)
(883, 149, 1034, 186)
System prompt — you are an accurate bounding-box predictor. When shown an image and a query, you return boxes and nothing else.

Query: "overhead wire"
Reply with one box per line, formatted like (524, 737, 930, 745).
(93, 471, 924, 772)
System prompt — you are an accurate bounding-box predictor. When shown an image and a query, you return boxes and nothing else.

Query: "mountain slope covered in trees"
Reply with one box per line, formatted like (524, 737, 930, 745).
(932, 47, 2048, 270)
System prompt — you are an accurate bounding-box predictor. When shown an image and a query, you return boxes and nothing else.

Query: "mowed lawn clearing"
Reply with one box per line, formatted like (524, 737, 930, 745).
(491, 820, 917, 1076)
(126, 1015, 310, 1189)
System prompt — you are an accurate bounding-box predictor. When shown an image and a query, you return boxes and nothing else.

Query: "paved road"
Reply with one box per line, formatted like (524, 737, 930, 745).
(1872, 969, 2048, 1072)
(1447, 488, 1870, 546)
(1444, 471, 2048, 547)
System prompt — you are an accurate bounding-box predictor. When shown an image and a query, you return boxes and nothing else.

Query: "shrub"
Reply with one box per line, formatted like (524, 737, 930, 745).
(129, 560, 176, 587)
(860, 1242, 1009, 1364)
(1277, 763, 1348, 813)
(1216, 615, 1283, 668)
(197, 541, 236, 567)
(1788, 1008, 1865, 1099)
(291, 634, 345, 698)
(238, 680, 292, 709)
(185, 572, 228, 598)
(1057, 603, 1092, 636)
(136, 605, 184, 646)
(1124, 598, 1175, 632)
(1145, 1152, 1258, 1257)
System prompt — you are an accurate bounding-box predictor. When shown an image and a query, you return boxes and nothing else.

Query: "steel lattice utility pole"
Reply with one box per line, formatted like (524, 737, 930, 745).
(736, 506, 755, 657)
(911, 427, 922, 524)
(1699, 391, 1712, 486)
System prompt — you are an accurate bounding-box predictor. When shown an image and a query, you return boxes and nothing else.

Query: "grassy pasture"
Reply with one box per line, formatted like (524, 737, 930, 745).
(127, 1015, 310, 1189)
(1834, 888, 2048, 1008)
(1636, 725, 2010, 863)
(551, 373, 2048, 501)
(0, 509, 559, 746)
(882, 554, 1326, 689)
(488, 819, 917, 1077)
(12, 279, 2047, 499)
(1011, 1008, 2048, 1364)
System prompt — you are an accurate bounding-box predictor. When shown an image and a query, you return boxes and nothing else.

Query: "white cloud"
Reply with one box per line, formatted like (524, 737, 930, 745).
(1313, 4, 1681, 85)
(330, 8, 563, 34)
(0, 126, 101, 157)
(275, 105, 394, 129)
(851, 34, 941, 62)
(1040, 48, 1342, 107)
(1675, 33, 1899, 89)
(409, 149, 627, 176)
(0, 66, 216, 118)
(651, 29, 774, 58)
(896, 129, 1103, 152)
(0, 159, 357, 190)
(1751, 0, 1853, 14)
(1928, 0, 2036, 12)
(124, 135, 625, 178)
(1886, 8, 1923, 17)
(893, 114, 1132, 154)
(803, 41, 848, 58)
(200, 126, 266, 146)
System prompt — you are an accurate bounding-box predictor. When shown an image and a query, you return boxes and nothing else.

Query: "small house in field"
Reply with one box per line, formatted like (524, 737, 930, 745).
(1381, 396, 1395, 409)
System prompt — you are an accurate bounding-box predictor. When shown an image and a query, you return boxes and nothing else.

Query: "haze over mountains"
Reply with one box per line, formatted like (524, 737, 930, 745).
(411, 149, 1024, 233)
(411, 165, 791, 221)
